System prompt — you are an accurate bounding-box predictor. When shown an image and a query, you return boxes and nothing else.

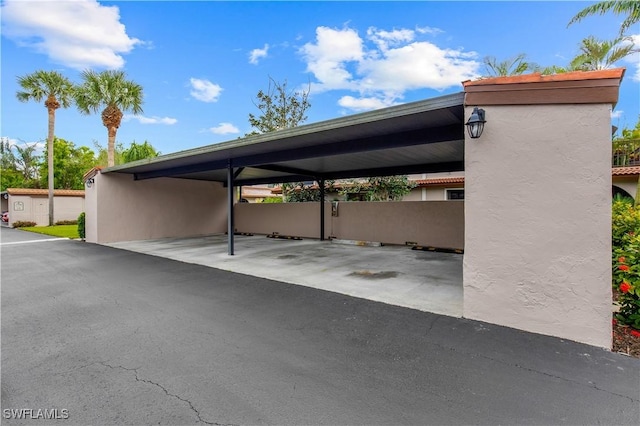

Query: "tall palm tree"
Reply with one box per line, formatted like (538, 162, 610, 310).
(482, 54, 539, 77)
(570, 35, 638, 70)
(16, 70, 75, 226)
(75, 70, 144, 167)
(568, 0, 640, 36)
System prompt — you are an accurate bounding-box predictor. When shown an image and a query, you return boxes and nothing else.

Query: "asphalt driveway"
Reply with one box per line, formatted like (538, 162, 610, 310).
(1, 227, 638, 425)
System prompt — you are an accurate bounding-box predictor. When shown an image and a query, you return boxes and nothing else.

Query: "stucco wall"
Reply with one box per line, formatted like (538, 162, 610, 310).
(235, 201, 464, 248)
(463, 104, 612, 348)
(6, 195, 84, 226)
(87, 173, 228, 244)
(54, 196, 85, 222)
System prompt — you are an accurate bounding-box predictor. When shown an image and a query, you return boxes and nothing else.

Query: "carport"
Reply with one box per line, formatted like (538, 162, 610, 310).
(102, 92, 465, 255)
(85, 69, 624, 348)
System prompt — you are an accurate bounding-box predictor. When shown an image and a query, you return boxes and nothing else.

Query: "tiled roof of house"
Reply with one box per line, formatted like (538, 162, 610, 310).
(241, 186, 279, 199)
(83, 166, 102, 181)
(6, 188, 85, 197)
(415, 177, 465, 186)
(462, 68, 626, 87)
(612, 166, 640, 176)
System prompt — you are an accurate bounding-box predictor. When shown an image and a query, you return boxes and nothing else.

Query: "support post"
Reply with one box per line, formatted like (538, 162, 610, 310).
(227, 160, 234, 255)
(319, 178, 325, 241)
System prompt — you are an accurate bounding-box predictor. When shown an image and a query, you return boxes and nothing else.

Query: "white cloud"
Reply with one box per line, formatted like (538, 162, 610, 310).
(123, 115, 177, 125)
(338, 96, 396, 112)
(209, 123, 239, 135)
(300, 26, 364, 91)
(300, 25, 480, 112)
(416, 26, 443, 36)
(190, 78, 223, 103)
(623, 34, 640, 82)
(0, 0, 141, 70)
(249, 44, 269, 64)
(611, 109, 624, 119)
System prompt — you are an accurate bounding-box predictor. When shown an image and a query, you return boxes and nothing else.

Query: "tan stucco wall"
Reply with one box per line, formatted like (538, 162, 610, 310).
(54, 196, 85, 222)
(87, 173, 228, 244)
(463, 104, 612, 348)
(236, 201, 464, 249)
(6, 195, 84, 226)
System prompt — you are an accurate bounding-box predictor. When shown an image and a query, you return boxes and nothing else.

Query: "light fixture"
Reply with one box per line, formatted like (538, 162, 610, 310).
(466, 107, 486, 139)
(86, 178, 95, 188)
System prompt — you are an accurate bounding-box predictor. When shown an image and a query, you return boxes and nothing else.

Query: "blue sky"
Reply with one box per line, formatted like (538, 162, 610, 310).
(1, 0, 639, 156)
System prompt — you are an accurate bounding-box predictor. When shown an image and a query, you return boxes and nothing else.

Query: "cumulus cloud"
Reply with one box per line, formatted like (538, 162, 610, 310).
(300, 25, 480, 112)
(611, 109, 624, 119)
(123, 115, 177, 125)
(190, 78, 223, 102)
(249, 44, 269, 64)
(0, 0, 141, 70)
(623, 34, 640, 82)
(209, 123, 239, 135)
(338, 96, 396, 112)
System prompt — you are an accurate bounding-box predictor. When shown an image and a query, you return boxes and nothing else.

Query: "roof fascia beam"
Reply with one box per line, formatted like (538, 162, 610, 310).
(251, 164, 319, 178)
(232, 124, 463, 168)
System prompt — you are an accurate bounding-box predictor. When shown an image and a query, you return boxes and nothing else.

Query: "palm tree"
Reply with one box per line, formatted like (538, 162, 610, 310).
(568, 0, 640, 36)
(75, 70, 144, 167)
(482, 54, 539, 77)
(570, 35, 638, 71)
(16, 70, 75, 226)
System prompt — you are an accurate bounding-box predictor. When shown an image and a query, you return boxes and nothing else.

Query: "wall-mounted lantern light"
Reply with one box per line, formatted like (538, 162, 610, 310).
(466, 107, 486, 139)
(86, 178, 95, 188)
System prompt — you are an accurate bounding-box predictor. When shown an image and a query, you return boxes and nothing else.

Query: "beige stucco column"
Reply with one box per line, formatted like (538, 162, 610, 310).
(462, 69, 625, 348)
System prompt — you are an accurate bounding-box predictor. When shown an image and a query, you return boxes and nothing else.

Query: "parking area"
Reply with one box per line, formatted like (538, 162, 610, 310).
(107, 234, 463, 317)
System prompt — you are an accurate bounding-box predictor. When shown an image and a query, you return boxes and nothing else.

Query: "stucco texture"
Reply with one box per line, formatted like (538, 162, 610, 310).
(463, 104, 612, 348)
(87, 174, 227, 244)
(235, 201, 464, 249)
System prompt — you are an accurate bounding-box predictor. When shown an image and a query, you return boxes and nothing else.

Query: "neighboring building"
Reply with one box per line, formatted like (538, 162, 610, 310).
(271, 167, 639, 202)
(612, 166, 640, 200)
(1, 188, 85, 226)
(239, 185, 281, 203)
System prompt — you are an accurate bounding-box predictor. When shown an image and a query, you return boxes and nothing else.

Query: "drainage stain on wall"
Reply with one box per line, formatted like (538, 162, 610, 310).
(348, 270, 399, 279)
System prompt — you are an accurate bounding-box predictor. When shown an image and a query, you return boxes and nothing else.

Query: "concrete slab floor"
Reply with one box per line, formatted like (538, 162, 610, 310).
(107, 234, 463, 317)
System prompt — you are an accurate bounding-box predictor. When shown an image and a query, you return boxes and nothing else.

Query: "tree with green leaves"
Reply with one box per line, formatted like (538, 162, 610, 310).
(75, 70, 144, 167)
(0, 139, 42, 191)
(482, 54, 539, 77)
(16, 70, 75, 225)
(247, 77, 311, 135)
(568, 0, 640, 36)
(39, 138, 96, 190)
(282, 180, 335, 203)
(339, 176, 416, 201)
(570, 35, 638, 70)
(122, 140, 161, 163)
(93, 140, 124, 167)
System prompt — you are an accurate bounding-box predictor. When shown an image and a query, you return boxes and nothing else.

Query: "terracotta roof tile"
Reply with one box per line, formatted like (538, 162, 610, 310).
(463, 68, 626, 87)
(612, 166, 640, 176)
(416, 177, 465, 186)
(6, 188, 85, 197)
(82, 166, 102, 181)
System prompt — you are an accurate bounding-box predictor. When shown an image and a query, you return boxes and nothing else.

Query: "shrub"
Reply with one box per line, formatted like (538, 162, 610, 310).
(55, 220, 78, 225)
(77, 212, 85, 240)
(12, 221, 36, 228)
(262, 197, 283, 203)
(613, 200, 640, 329)
(612, 198, 640, 247)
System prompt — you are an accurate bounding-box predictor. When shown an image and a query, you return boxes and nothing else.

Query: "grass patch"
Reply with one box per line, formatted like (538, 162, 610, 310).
(20, 225, 79, 239)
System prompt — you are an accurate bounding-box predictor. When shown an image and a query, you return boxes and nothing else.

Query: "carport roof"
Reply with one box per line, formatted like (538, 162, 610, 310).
(105, 92, 465, 186)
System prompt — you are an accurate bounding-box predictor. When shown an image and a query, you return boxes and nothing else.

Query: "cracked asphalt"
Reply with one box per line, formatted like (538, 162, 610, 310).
(1, 227, 639, 425)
